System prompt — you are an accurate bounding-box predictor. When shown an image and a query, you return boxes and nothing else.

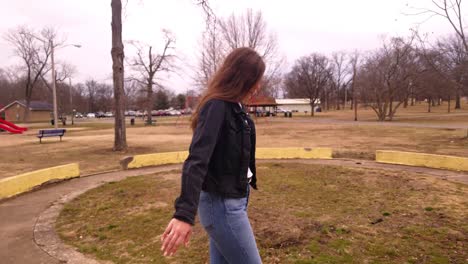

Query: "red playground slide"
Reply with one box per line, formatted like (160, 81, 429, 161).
(0, 118, 28, 134)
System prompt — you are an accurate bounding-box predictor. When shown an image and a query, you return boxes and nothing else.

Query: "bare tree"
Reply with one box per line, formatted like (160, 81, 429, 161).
(412, 0, 468, 52)
(410, 0, 468, 108)
(196, 22, 223, 88)
(330, 51, 352, 110)
(111, 0, 127, 151)
(357, 36, 419, 121)
(349, 51, 360, 121)
(4, 26, 57, 122)
(108, 0, 212, 151)
(284, 54, 332, 116)
(196, 9, 283, 97)
(128, 30, 176, 125)
(39, 62, 76, 93)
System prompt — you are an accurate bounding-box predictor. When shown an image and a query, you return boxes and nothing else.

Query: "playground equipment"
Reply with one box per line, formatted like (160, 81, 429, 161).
(0, 118, 28, 134)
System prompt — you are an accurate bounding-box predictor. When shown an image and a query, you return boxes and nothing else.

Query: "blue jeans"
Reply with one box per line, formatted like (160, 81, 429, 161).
(198, 186, 262, 264)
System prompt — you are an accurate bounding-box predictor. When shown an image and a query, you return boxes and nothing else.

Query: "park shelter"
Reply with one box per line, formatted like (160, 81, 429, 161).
(243, 96, 277, 115)
(0, 100, 52, 122)
(275, 98, 320, 113)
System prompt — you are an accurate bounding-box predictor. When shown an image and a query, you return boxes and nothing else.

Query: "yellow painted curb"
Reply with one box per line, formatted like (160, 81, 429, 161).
(121, 151, 189, 170)
(256, 147, 333, 160)
(376, 150, 468, 172)
(121, 147, 332, 170)
(0, 163, 80, 199)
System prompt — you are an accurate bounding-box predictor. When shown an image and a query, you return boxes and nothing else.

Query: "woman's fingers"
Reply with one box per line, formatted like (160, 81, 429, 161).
(163, 229, 181, 256)
(168, 236, 185, 256)
(160, 219, 192, 256)
(184, 229, 192, 247)
(161, 220, 175, 252)
(161, 220, 174, 242)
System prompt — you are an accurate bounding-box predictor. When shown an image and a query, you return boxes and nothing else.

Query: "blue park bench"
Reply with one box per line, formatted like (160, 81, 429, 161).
(37, 129, 66, 143)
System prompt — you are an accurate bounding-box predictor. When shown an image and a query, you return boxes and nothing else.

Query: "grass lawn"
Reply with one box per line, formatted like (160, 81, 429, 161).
(56, 163, 468, 264)
(1, 104, 467, 179)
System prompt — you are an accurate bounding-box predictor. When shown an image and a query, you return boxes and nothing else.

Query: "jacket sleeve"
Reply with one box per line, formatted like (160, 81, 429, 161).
(248, 116, 258, 190)
(173, 99, 226, 225)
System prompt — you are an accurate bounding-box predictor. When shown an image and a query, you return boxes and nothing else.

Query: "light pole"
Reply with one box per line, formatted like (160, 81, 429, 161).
(69, 77, 74, 125)
(50, 39, 59, 128)
(26, 33, 81, 128)
(24, 31, 81, 128)
(50, 43, 81, 128)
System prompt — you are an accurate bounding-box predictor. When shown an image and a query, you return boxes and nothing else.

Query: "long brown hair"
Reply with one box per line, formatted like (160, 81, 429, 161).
(191, 47, 266, 130)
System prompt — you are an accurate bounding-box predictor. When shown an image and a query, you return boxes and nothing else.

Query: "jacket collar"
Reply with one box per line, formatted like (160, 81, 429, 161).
(232, 102, 246, 115)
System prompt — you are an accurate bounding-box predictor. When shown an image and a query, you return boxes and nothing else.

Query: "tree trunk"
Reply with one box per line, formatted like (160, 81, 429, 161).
(344, 88, 347, 110)
(146, 82, 153, 125)
(455, 88, 461, 109)
(310, 102, 315, 117)
(388, 99, 393, 120)
(24, 97, 31, 122)
(111, 0, 127, 151)
(428, 97, 431, 113)
(353, 95, 357, 121)
(448, 95, 451, 113)
(23, 84, 33, 122)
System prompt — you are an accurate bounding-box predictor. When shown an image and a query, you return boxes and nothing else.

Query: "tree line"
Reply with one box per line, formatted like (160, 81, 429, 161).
(0, 71, 190, 114)
(284, 33, 468, 120)
(1, 0, 467, 151)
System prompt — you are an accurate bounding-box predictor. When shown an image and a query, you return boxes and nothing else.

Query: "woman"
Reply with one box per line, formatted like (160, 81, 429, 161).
(161, 47, 265, 264)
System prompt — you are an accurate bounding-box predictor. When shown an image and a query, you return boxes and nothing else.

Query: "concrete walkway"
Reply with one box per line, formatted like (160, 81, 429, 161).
(0, 165, 181, 264)
(0, 159, 467, 264)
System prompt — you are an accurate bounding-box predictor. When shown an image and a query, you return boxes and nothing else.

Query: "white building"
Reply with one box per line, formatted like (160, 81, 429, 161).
(275, 98, 321, 113)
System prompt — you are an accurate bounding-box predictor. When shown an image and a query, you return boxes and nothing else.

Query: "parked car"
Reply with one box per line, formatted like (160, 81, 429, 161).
(181, 108, 193, 115)
(135, 111, 144, 117)
(86, 113, 96, 118)
(275, 108, 288, 114)
(96, 111, 106, 118)
(168, 110, 182, 116)
(125, 110, 136, 116)
(75, 112, 84, 118)
(104, 112, 114, 117)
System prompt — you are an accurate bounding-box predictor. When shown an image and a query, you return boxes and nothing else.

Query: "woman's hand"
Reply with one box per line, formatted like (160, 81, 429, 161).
(160, 218, 192, 257)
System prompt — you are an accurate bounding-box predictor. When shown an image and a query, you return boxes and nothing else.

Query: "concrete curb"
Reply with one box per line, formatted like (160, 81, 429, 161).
(120, 151, 189, 170)
(34, 190, 107, 264)
(120, 147, 333, 170)
(376, 150, 468, 172)
(0, 164, 80, 200)
(256, 147, 333, 159)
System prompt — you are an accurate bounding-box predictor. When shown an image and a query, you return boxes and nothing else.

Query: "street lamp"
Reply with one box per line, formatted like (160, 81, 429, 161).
(50, 41, 81, 129)
(25, 32, 81, 129)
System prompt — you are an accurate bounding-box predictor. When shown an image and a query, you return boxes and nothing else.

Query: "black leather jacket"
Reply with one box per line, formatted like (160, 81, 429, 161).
(173, 99, 257, 225)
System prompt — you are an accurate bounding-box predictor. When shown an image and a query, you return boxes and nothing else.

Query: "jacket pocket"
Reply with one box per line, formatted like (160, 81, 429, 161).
(197, 191, 213, 228)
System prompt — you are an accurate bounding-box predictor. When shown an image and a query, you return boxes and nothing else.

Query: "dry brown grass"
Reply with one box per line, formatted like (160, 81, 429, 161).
(56, 163, 468, 263)
(1, 106, 467, 179)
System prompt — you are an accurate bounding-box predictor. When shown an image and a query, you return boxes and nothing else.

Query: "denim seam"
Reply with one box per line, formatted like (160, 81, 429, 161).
(222, 199, 250, 263)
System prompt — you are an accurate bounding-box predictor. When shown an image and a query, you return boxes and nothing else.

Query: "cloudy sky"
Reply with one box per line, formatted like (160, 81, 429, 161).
(0, 0, 458, 94)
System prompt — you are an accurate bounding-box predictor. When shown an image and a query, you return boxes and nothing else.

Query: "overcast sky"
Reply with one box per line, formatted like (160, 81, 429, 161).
(0, 0, 459, 94)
